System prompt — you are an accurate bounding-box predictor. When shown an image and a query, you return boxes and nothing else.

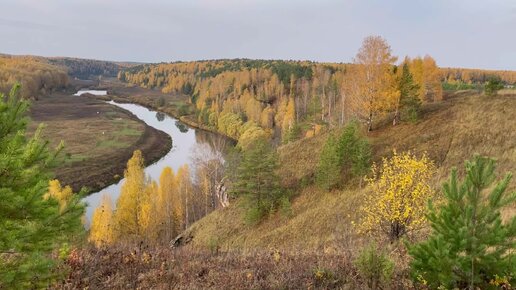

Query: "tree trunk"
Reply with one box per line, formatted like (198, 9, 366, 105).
(393, 108, 399, 126)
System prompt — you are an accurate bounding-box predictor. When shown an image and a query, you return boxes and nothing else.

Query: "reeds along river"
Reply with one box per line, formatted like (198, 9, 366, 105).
(81, 98, 232, 226)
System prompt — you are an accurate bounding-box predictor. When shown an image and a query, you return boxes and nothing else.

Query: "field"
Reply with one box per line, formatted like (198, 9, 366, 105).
(28, 91, 171, 192)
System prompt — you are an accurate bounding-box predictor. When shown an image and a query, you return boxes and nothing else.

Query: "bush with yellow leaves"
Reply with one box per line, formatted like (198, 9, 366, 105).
(358, 150, 436, 241)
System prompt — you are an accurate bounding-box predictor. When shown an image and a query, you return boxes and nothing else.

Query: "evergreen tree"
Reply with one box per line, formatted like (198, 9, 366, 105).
(396, 62, 421, 124)
(316, 133, 341, 190)
(408, 155, 516, 289)
(0, 85, 85, 288)
(484, 75, 504, 96)
(316, 121, 371, 190)
(336, 121, 371, 181)
(229, 138, 284, 224)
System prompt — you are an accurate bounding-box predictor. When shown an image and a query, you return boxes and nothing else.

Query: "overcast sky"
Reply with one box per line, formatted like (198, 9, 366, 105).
(1, 0, 515, 70)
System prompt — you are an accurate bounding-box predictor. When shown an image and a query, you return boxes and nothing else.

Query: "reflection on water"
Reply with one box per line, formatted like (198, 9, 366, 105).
(155, 112, 165, 122)
(82, 100, 233, 226)
(175, 120, 189, 133)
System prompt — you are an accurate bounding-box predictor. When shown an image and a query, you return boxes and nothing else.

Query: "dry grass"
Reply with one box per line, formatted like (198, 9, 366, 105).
(53, 245, 416, 289)
(186, 90, 516, 251)
(186, 186, 366, 252)
(54, 91, 514, 289)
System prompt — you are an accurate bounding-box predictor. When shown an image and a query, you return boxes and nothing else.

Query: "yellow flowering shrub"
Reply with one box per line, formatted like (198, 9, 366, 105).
(359, 150, 435, 241)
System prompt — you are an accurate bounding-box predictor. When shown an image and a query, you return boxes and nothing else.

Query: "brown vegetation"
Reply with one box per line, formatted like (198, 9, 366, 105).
(28, 92, 171, 192)
(53, 245, 411, 289)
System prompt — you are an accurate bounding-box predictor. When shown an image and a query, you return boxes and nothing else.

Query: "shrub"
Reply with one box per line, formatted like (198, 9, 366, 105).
(484, 75, 504, 96)
(156, 96, 165, 107)
(354, 243, 394, 289)
(359, 151, 435, 241)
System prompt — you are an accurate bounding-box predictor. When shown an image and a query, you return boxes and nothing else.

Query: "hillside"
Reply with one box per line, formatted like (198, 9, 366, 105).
(182, 91, 516, 251)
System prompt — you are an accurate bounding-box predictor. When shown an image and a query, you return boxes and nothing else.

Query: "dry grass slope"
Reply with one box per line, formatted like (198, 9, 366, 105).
(185, 91, 516, 251)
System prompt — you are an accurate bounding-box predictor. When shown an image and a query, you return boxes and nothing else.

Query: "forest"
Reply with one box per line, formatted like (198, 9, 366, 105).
(48, 57, 123, 79)
(1, 35, 515, 289)
(0, 55, 68, 99)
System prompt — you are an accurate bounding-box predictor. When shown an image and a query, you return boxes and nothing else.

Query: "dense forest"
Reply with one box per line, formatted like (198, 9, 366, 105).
(48, 57, 122, 79)
(441, 67, 516, 85)
(118, 38, 443, 146)
(0, 55, 68, 99)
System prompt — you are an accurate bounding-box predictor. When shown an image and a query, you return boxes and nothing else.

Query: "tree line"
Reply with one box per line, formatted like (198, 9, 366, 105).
(48, 57, 122, 80)
(118, 36, 443, 145)
(0, 55, 68, 99)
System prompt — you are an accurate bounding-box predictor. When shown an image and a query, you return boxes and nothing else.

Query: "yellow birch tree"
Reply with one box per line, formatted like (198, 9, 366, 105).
(348, 36, 399, 131)
(112, 150, 151, 243)
(89, 194, 114, 247)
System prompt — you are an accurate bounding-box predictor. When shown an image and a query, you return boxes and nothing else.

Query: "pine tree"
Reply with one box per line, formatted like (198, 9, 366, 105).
(336, 121, 371, 181)
(408, 155, 516, 289)
(316, 121, 371, 190)
(316, 133, 341, 190)
(0, 85, 84, 287)
(230, 138, 284, 224)
(395, 62, 421, 124)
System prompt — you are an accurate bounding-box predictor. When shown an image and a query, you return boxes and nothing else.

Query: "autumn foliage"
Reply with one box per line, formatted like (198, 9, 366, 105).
(0, 55, 68, 99)
(359, 151, 436, 241)
(89, 150, 212, 246)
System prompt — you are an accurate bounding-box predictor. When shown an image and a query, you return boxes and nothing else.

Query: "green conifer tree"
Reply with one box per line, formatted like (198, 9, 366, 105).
(316, 133, 341, 190)
(230, 137, 284, 224)
(397, 63, 421, 123)
(484, 75, 504, 96)
(408, 155, 515, 289)
(0, 85, 85, 288)
(336, 121, 371, 181)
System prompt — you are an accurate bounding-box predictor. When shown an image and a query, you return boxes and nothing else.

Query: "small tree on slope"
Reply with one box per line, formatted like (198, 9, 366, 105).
(230, 137, 284, 224)
(408, 155, 516, 289)
(0, 85, 85, 288)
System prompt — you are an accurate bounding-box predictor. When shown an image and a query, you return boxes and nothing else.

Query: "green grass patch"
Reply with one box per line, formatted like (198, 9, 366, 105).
(117, 126, 142, 137)
(96, 139, 131, 149)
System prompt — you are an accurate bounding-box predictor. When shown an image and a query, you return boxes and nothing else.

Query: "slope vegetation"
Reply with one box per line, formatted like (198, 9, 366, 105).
(184, 91, 516, 251)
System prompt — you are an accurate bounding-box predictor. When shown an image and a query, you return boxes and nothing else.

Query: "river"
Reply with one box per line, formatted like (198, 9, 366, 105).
(82, 99, 231, 225)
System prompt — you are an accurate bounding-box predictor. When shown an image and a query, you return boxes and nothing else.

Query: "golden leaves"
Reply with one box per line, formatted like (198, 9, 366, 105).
(359, 151, 436, 239)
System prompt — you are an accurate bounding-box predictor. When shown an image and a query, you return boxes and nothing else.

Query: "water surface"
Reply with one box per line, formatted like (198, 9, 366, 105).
(82, 100, 231, 225)
(74, 90, 108, 96)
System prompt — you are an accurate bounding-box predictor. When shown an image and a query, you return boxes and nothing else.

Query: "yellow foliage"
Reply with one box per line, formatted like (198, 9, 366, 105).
(112, 150, 152, 243)
(347, 36, 399, 131)
(90, 152, 197, 246)
(359, 151, 436, 240)
(89, 194, 114, 247)
(44, 179, 73, 213)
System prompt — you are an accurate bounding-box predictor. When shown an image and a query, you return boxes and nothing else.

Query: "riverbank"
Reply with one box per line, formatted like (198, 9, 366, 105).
(29, 92, 172, 193)
(92, 80, 238, 142)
